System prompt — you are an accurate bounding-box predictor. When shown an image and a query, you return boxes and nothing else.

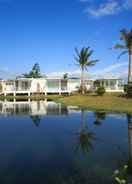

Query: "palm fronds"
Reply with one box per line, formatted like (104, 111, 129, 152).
(117, 50, 128, 60)
(114, 29, 132, 52)
(113, 44, 126, 49)
(75, 47, 98, 69)
(74, 47, 98, 94)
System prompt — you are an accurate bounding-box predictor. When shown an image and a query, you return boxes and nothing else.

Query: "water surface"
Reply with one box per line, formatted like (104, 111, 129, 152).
(0, 100, 131, 184)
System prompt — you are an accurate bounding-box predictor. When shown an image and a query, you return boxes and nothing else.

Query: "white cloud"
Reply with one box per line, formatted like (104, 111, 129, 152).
(0, 67, 18, 79)
(91, 62, 128, 79)
(86, 0, 121, 17)
(48, 62, 128, 80)
(94, 63, 127, 74)
(1, 63, 128, 80)
(80, 0, 132, 17)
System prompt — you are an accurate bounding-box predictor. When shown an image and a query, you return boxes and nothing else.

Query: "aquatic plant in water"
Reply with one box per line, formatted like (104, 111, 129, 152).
(113, 165, 128, 184)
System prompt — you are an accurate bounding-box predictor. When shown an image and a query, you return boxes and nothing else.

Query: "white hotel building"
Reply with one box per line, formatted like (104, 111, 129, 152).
(0, 76, 124, 96)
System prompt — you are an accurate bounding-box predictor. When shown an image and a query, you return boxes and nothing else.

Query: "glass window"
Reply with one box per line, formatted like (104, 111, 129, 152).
(110, 80, 116, 87)
(118, 80, 123, 87)
(47, 80, 59, 89)
(61, 80, 67, 90)
(105, 81, 109, 87)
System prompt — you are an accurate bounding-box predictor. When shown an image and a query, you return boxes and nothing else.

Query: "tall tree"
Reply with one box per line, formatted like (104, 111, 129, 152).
(113, 29, 132, 96)
(63, 73, 68, 80)
(23, 63, 42, 78)
(75, 47, 98, 94)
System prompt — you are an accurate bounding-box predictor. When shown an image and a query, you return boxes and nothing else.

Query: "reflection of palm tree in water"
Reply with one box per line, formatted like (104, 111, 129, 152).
(127, 114, 132, 171)
(94, 111, 106, 126)
(75, 109, 96, 154)
(30, 115, 41, 127)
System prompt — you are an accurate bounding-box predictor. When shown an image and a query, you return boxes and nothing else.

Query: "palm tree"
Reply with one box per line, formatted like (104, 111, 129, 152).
(75, 47, 98, 95)
(113, 29, 132, 96)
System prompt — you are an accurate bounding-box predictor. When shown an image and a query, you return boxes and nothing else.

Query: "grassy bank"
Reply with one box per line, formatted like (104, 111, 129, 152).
(53, 93, 132, 114)
(0, 93, 132, 113)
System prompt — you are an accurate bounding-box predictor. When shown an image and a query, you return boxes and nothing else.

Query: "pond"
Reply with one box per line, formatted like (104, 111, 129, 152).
(0, 100, 131, 184)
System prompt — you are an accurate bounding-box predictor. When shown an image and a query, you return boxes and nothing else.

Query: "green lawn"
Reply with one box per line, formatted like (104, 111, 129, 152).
(53, 93, 132, 113)
(0, 93, 132, 113)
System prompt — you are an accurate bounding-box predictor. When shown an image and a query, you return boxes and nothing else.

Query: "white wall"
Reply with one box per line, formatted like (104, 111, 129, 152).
(30, 79, 47, 93)
(68, 79, 80, 92)
(1, 81, 15, 92)
(0, 78, 124, 94)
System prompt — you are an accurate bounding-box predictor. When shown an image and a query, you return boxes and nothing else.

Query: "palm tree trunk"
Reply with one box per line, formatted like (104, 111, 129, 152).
(81, 68, 85, 95)
(128, 48, 132, 96)
(128, 49, 132, 83)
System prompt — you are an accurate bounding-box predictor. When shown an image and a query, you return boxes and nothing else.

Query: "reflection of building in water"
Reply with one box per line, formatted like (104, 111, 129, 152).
(0, 101, 68, 116)
(0, 102, 31, 116)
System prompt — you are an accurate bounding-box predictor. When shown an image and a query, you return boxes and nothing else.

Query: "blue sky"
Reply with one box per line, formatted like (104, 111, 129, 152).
(0, 0, 131, 79)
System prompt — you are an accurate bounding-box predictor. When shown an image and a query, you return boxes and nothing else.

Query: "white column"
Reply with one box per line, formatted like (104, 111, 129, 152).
(59, 79, 61, 95)
(108, 80, 111, 90)
(45, 86, 47, 96)
(115, 80, 119, 90)
(14, 81, 16, 91)
(67, 80, 71, 95)
(45, 81, 47, 96)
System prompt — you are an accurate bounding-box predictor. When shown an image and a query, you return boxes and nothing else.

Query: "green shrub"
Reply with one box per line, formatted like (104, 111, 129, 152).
(96, 86, 105, 96)
(78, 85, 88, 94)
(124, 85, 128, 93)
